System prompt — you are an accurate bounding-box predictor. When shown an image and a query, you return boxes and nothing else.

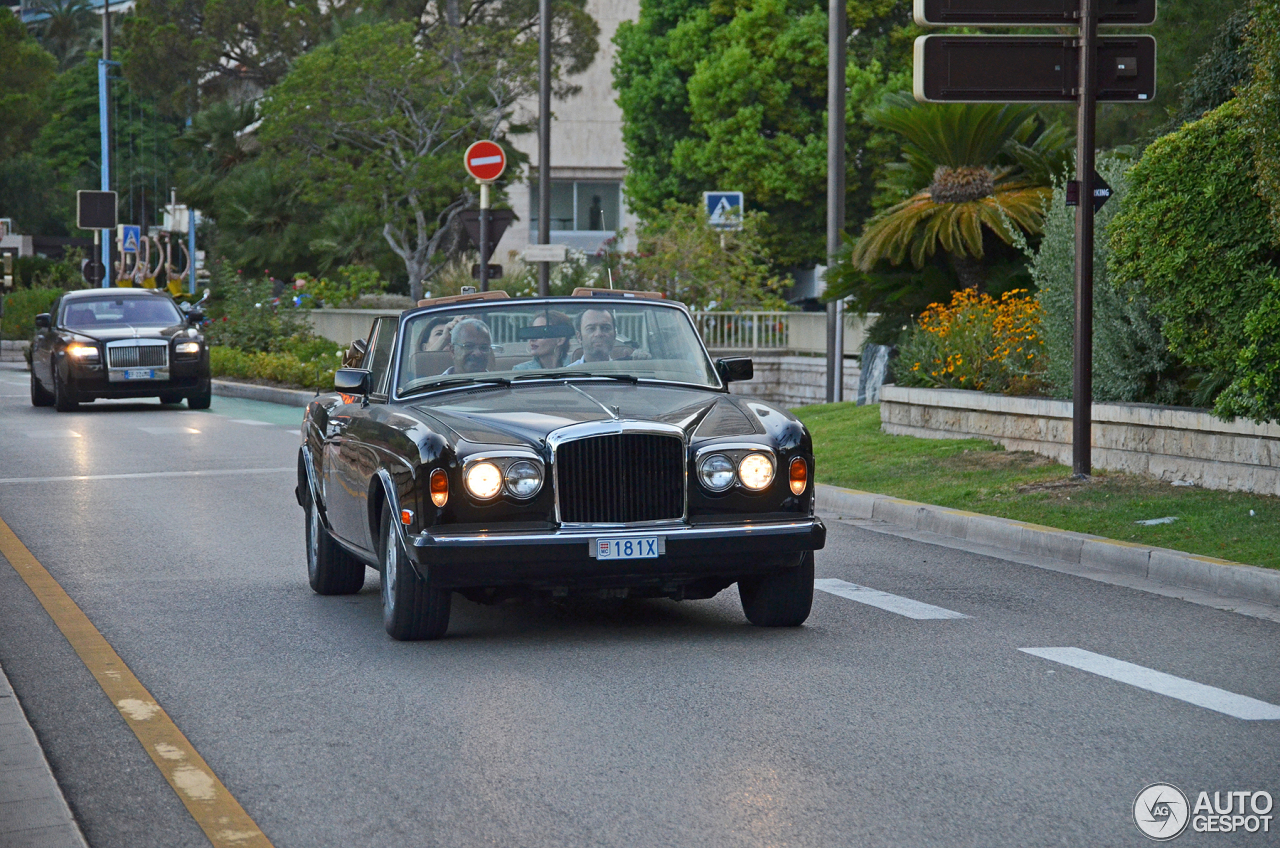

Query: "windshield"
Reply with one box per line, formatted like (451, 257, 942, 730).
(396, 300, 720, 395)
(62, 296, 183, 330)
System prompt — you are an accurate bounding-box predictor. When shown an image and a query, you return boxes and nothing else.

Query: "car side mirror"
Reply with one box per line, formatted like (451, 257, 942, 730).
(716, 357, 753, 383)
(35, 313, 51, 330)
(187, 309, 205, 325)
(335, 368, 371, 396)
(343, 338, 368, 368)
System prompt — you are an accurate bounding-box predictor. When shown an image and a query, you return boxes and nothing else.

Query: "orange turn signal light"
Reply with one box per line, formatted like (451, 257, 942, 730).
(401, 509, 414, 525)
(429, 468, 449, 508)
(789, 457, 808, 495)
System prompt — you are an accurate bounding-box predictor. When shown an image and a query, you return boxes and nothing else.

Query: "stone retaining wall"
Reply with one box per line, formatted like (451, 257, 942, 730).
(1, 341, 29, 363)
(714, 352, 860, 408)
(880, 385, 1280, 495)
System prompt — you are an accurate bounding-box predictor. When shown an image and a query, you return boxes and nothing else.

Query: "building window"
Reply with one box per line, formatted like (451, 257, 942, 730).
(530, 181, 621, 233)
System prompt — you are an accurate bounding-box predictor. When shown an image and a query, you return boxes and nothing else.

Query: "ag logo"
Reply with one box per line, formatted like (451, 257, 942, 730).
(1135, 783, 1190, 841)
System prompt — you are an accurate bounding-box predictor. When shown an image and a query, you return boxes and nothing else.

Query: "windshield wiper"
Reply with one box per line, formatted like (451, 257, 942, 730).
(511, 370, 639, 384)
(400, 376, 511, 398)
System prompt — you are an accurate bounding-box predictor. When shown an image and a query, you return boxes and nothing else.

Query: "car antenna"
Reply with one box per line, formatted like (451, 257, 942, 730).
(607, 267, 614, 290)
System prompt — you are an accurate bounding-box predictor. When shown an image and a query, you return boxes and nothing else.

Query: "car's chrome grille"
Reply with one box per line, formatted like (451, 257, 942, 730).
(557, 433, 684, 524)
(107, 343, 168, 368)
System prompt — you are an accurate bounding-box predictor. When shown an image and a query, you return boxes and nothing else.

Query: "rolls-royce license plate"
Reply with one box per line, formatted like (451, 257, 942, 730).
(592, 536, 662, 560)
(124, 369, 156, 380)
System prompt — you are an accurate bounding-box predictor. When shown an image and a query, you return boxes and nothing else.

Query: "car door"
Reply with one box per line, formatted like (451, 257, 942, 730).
(323, 316, 398, 551)
(32, 296, 61, 387)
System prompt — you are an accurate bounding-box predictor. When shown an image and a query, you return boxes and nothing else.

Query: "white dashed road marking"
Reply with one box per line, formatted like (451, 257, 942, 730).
(1021, 647, 1280, 720)
(229, 419, 274, 426)
(814, 578, 969, 619)
(138, 427, 201, 435)
(24, 430, 82, 439)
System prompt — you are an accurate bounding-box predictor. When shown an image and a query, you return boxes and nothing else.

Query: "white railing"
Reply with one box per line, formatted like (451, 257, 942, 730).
(693, 312, 791, 350)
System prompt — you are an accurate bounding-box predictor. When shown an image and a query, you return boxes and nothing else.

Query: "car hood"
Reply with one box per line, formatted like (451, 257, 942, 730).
(407, 382, 772, 447)
(66, 324, 188, 343)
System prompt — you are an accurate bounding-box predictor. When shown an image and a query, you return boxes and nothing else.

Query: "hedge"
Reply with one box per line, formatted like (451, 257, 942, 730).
(1108, 99, 1280, 420)
(1, 288, 62, 340)
(210, 346, 335, 390)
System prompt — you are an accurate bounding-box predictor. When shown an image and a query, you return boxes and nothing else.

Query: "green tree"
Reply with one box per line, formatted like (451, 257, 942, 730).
(31, 58, 179, 232)
(611, 202, 789, 310)
(28, 0, 99, 70)
(0, 13, 57, 161)
(257, 21, 527, 299)
(120, 0, 600, 116)
(613, 0, 913, 269)
(847, 94, 1072, 289)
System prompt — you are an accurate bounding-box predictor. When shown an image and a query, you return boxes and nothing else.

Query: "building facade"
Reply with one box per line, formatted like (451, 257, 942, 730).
(493, 0, 640, 265)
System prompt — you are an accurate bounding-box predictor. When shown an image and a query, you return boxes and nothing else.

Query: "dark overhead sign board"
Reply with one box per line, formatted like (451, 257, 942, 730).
(459, 209, 515, 253)
(914, 0, 1157, 26)
(76, 190, 118, 230)
(914, 35, 1156, 103)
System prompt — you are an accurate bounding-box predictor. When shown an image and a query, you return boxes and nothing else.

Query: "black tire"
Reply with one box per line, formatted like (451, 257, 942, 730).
(53, 364, 78, 412)
(738, 551, 815, 627)
(30, 369, 54, 407)
(159, 392, 183, 405)
(304, 490, 364, 595)
(380, 507, 450, 641)
(187, 381, 212, 409)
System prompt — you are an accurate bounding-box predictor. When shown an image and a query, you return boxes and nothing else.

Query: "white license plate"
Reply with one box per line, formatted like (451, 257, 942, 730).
(593, 536, 662, 560)
(124, 369, 157, 380)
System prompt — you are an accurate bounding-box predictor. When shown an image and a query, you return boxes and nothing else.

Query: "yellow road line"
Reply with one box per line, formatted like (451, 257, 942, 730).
(0, 516, 274, 848)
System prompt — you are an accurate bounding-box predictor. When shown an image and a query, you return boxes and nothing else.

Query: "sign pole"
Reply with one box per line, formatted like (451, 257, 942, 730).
(98, 0, 112, 287)
(825, 0, 846, 403)
(537, 0, 551, 297)
(479, 181, 491, 292)
(1072, 0, 1098, 477)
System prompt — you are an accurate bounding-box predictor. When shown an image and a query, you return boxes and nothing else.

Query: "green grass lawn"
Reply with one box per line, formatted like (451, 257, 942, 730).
(795, 403, 1280, 570)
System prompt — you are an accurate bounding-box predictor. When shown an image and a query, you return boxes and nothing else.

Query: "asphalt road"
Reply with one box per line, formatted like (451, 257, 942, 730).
(1, 365, 1277, 848)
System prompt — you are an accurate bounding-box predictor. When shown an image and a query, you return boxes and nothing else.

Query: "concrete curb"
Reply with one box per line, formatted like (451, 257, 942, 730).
(0, 662, 90, 847)
(817, 484, 1280, 609)
(212, 379, 317, 408)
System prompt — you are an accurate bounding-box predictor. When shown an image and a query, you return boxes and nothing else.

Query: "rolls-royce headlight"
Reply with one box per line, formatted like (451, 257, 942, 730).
(175, 341, 201, 355)
(67, 343, 99, 360)
(464, 461, 503, 500)
(505, 460, 543, 498)
(738, 453, 775, 491)
(698, 454, 736, 492)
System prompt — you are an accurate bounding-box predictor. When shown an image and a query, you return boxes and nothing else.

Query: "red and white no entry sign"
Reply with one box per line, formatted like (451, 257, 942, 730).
(464, 141, 506, 182)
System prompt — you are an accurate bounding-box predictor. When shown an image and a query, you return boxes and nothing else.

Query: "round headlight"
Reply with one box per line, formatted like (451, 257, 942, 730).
(698, 454, 736, 492)
(464, 461, 503, 500)
(505, 460, 543, 498)
(738, 453, 775, 491)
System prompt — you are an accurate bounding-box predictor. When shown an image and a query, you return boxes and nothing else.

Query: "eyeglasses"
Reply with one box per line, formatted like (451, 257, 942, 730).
(453, 342, 494, 353)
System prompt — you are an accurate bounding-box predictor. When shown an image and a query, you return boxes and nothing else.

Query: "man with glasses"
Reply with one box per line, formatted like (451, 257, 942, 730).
(443, 318, 494, 375)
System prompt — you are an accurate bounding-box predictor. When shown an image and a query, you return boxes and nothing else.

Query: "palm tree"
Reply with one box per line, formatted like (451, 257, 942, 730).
(29, 0, 97, 70)
(851, 93, 1072, 290)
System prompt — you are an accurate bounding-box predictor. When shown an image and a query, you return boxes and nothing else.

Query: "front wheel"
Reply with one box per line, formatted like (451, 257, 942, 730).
(187, 380, 212, 409)
(53, 365, 78, 412)
(304, 492, 364, 595)
(738, 551, 814, 627)
(380, 508, 450, 641)
(31, 369, 54, 407)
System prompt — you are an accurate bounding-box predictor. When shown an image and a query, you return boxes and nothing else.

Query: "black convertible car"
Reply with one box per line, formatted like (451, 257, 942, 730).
(298, 289, 826, 640)
(30, 288, 211, 411)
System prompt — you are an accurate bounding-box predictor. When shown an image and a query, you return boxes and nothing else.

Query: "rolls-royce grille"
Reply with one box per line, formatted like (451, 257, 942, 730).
(557, 433, 684, 523)
(108, 344, 168, 368)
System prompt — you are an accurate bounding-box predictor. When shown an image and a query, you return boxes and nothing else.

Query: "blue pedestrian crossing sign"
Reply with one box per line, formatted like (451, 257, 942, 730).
(703, 191, 744, 231)
(118, 225, 141, 254)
